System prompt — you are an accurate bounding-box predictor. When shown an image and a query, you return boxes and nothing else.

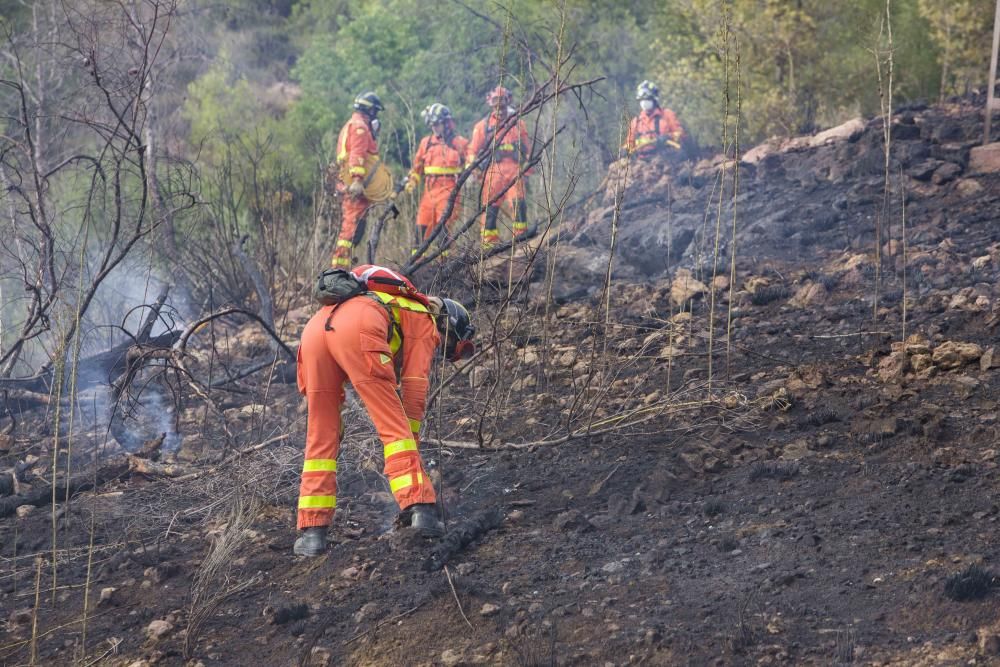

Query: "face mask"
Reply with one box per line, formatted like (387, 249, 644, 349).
(640, 99, 655, 112)
(370, 118, 381, 137)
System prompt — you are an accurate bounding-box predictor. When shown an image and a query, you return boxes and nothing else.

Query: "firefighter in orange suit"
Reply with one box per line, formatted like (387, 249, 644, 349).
(294, 265, 476, 556)
(405, 103, 470, 256)
(625, 80, 684, 159)
(467, 86, 532, 248)
(332, 92, 384, 268)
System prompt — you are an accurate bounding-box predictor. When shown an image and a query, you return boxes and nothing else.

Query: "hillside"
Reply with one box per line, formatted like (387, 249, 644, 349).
(2, 98, 1000, 666)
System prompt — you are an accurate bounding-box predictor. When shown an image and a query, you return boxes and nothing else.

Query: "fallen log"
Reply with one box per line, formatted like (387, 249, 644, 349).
(0, 331, 180, 396)
(0, 458, 130, 519)
(127, 455, 191, 478)
(3, 389, 52, 407)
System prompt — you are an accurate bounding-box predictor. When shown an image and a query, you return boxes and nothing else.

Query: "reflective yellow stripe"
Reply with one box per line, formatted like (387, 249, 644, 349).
(409, 418, 421, 433)
(303, 459, 337, 473)
(384, 438, 418, 459)
(337, 132, 348, 162)
(349, 166, 367, 175)
(367, 292, 427, 355)
(513, 222, 528, 230)
(425, 165, 461, 175)
(333, 256, 351, 267)
(370, 291, 430, 313)
(635, 135, 658, 147)
(389, 472, 424, 493)
(389, 322, 402, 355)
(337, 239, 353, 248)
(298, 495, 336, 509)
(496, 143, 515, 151)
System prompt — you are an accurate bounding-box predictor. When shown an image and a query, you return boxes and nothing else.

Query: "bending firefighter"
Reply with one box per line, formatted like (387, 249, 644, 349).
(294, 265, 476, 556)
(625, 80, 684, 158)
(467, 86, 532, 248)
(332, 91, 384, 268)
(405, 103, 470, 257)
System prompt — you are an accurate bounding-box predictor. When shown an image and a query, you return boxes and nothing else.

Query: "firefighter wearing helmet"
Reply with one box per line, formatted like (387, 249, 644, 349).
(331, 91, 384, 268)
(294, 265, 477, 556)
(624, 80, 685, 158)
(404, 103, 470, 258)
(466, 85, 533, 248)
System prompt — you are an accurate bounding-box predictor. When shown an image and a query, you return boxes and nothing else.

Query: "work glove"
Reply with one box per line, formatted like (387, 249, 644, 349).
(404, 177, 417, 194)
(658, 136, 681, 150)
(347, 179, 365, 198)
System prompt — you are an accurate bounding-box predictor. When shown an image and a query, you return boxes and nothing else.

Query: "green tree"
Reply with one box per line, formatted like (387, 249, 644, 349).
(918, 0, 995, 99)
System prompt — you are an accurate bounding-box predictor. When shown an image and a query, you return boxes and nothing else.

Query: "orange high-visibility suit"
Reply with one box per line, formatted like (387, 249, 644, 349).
(333, 112, 379, 267)
(409, 132, 470, 251)
(625, 106, 684, 158)
(467, 112, 532, 246)
(296, 284, 440, 529)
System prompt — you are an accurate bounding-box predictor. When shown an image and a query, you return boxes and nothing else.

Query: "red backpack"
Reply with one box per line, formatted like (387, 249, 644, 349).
(350, 264, 431, 309)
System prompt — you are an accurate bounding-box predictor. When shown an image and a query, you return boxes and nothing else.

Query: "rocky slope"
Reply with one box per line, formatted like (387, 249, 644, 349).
(1, 98, 999, 666)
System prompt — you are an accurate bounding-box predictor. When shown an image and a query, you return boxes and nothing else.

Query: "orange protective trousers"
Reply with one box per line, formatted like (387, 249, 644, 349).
(481, 160, 525, 211)
(417, 179, 462, 241)
(296, 297, 437, 529)
(480, 160, 526, 242)
(333, 196, 369, 267)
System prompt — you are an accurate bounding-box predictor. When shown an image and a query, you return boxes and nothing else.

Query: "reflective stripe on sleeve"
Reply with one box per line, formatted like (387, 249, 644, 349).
(337, 239, 353, 248)
(303, 459, 337, 473)
(389, 472, 424, 493)
(298, 495, 336, 509)
(384, 438, 418, 459)
(635, 136, 658, 148)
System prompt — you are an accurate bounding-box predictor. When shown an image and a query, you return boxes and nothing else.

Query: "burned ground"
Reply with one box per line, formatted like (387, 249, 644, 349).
(2, 99, 1000, 666)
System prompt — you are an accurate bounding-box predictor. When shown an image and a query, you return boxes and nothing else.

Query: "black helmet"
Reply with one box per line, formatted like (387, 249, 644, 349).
(438, 298, 475, 361)
(635, 80, 659, 102)
(426, 102, 453, 126)
(354, 91, 384, 116)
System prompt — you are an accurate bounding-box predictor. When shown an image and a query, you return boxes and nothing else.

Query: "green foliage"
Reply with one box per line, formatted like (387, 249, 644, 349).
(918, 0, 995, 98)
(176, 0, 992, 245)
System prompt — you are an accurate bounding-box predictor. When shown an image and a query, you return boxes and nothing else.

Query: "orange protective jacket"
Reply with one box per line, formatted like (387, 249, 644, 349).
(409, 132, 470, 191)
(337, 111, 378, 182)
(625, 107, 684, 155)
(467, 112, 531, 169)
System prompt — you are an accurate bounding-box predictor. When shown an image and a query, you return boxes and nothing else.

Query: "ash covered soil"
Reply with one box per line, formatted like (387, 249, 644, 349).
(2, 99, 1000, 666)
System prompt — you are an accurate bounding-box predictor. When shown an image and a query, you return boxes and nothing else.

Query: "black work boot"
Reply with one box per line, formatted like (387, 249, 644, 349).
(293, 527, 327, 556)
(409, 504, 445, 538)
